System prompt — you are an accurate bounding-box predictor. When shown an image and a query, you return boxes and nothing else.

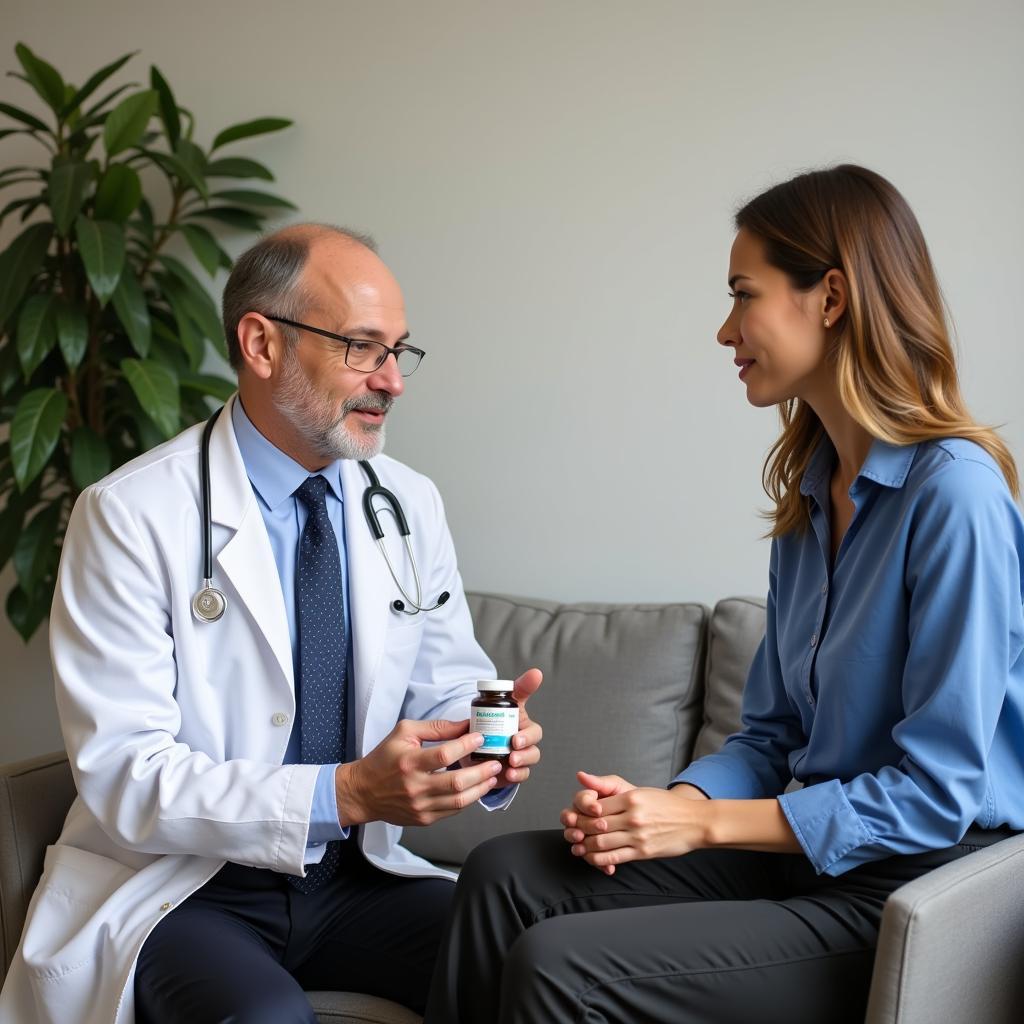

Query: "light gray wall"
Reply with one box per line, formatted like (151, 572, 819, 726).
(3, 0, 1022, 761)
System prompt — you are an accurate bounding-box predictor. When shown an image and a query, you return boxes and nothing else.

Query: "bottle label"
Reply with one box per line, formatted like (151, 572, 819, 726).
(471, 706, 520, 754)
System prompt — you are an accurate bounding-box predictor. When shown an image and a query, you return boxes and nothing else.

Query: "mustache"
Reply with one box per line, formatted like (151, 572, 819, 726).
(341, 393, 394, 416)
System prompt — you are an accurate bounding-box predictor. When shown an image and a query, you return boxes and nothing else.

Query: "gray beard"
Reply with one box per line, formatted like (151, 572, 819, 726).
(272, 346, 392, 462)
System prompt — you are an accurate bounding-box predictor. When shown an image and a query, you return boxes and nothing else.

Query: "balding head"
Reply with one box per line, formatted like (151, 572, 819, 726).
(221, 223, 378, 370)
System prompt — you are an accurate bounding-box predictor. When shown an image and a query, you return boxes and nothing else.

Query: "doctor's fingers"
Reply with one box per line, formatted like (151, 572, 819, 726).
(419, 730, 486, 771)
(511, 719, 542, 753)
(421, 767, 502, 814)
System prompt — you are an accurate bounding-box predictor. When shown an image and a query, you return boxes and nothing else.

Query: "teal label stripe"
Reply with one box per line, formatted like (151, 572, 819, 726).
(482, 735, 511, 749)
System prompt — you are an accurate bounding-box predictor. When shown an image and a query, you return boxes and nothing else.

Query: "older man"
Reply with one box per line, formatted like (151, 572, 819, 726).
(0, 224, 542, 1024)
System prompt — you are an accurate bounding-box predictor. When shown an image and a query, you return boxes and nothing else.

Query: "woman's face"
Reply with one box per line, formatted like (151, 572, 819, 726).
(717, 228, 834, 408)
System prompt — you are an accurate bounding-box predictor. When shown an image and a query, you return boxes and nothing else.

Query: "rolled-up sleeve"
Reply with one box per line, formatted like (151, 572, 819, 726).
(779, 459, 1024, 875)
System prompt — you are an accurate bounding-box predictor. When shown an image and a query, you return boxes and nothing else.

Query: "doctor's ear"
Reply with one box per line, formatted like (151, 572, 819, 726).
(236, 313, 278, 380)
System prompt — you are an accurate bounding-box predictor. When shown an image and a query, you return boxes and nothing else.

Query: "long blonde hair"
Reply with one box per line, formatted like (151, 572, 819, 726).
(735, 164, 1019, 536)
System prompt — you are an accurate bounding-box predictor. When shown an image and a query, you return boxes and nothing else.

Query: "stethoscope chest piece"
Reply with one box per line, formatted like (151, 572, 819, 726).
(192, 581, 227, 623)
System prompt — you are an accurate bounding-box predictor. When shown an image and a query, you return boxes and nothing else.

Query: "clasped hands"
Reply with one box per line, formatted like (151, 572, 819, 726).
(560, 772, 712, 875)
(336, 668, 543, 828)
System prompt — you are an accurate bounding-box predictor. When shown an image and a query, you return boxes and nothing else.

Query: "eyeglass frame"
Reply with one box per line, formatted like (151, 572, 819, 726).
(263, 315, 426, 377)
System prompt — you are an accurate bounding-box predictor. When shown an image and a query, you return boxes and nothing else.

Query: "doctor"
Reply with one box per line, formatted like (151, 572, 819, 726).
(0, 224, 543, 1024)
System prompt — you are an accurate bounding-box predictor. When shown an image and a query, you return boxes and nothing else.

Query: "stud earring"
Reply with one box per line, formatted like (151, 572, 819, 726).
(823, 317, 831, 328)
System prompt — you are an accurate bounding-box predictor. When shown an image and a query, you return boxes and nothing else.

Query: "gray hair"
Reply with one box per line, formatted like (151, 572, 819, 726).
(220, 223, 377, 370)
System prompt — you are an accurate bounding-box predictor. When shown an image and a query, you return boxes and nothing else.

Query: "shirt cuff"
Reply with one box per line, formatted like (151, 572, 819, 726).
(778, 779, 874, 876)
(306, 763, 350, 848)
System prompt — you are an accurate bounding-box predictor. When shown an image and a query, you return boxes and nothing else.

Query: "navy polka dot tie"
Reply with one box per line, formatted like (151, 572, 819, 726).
(288, 475, 348, 893)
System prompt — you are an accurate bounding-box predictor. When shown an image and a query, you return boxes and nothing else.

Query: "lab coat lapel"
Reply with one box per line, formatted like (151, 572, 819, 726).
(208, 395, 294, 692)
(342, 457, 391, 754)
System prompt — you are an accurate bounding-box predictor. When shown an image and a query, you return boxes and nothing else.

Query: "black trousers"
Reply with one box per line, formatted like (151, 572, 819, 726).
(424, 827, 1013, 1024)
(135, 844, 454, 1024)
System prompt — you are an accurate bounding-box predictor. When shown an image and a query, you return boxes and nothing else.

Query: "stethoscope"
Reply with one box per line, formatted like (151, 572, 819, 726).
(191, 406, 451, 623)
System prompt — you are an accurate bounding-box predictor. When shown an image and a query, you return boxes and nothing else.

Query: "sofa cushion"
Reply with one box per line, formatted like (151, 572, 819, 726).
(401, 592, 708, 866)
(690, 597, 766, 761)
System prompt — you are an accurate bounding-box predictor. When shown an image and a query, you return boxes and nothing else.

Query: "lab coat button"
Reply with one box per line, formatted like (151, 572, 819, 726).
(271, 712, 290, 727)
(160, 902, 172, 911)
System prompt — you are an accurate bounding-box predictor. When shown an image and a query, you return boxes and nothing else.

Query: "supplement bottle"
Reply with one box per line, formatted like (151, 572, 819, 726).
(470, 680, 519, 764)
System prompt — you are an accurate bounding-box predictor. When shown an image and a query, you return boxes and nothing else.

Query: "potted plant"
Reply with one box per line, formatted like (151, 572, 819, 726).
(0, 43, 295, 641)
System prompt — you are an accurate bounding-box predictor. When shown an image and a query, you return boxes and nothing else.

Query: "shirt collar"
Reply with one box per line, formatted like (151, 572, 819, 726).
(800, 432, 918, 500)
(231, 398, 344, 509)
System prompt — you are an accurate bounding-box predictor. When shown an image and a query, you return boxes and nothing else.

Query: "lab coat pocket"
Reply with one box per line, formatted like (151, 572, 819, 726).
(384, 618, 426, 651)
(20, 844, 134, 980)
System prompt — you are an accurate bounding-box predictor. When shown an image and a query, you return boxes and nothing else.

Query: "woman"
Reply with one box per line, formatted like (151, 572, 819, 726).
(423, 165, 1024, 1024)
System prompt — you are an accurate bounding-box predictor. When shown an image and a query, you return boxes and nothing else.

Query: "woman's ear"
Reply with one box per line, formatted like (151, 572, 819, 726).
(822, 268, 849, 326)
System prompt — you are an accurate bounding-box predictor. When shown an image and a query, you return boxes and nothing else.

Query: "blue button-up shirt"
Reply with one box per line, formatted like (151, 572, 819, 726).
(676, 436, 1024, 875)
(232, 399, 349, 852)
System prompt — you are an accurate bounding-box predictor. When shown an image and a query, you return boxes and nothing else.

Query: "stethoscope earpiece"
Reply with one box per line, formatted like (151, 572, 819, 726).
(392, 599, 406, 613)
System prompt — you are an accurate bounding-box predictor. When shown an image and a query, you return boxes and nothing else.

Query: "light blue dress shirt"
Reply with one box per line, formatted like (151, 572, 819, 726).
(231, 399, 349, 851)
(676, 436, 1024, 876)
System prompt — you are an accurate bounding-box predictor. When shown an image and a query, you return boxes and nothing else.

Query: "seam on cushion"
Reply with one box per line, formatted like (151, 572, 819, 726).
(572, 948, 869, 1024)
(469, 593, 707, 618)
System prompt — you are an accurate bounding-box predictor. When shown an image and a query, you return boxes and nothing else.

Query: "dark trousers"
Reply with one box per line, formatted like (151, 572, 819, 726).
(424, 827, 1012, 1024)
(135, 845, 454, 1024)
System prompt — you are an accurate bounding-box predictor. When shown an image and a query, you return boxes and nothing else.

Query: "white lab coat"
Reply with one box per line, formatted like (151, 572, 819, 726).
(0, 395, 504, 1023)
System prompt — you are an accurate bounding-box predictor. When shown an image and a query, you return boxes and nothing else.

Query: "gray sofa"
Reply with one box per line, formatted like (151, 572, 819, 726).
(3, 593, 1023, 1023)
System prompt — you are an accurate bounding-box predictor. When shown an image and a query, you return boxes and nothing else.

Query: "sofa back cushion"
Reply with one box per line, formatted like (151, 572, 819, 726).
(690, 597, 766, 761)
(401, 593, 708, 866)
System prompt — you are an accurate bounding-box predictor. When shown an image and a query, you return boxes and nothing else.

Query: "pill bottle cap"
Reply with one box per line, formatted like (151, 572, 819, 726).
(477, 679, 514, 692)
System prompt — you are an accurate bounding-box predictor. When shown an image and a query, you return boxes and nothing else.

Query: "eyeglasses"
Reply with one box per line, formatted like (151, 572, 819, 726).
(265, 315, 425, 377)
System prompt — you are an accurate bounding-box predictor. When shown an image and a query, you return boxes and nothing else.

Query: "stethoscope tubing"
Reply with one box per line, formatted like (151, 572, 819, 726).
(192, 405, 449, 622)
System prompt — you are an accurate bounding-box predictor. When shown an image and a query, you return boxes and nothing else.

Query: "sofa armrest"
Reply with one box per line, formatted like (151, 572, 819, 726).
(0, 752, 75, 978)
(865, 833, 1024, 1024)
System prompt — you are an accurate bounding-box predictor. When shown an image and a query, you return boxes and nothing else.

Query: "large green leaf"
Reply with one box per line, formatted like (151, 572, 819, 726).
(0, 101, 49, 132)
(110, 267, 151, 356)
(6, 580, 53, 642)
(103, 89, 158, 157)
(75, 216, 125, 306)
(56, 300, 89, 370)
(159, 276, 205, 370)
(70, 427, 111, 490)
(12, 500, 62, 594)
(121, 358, 179, 437)
(60, 51, 136, 118)
(211, 117, 292, 151)
(16, 294, 57, 377)
(14, 44, 65, 116)
(173, 138, 208, 198)
(156, 254, 227, 356)
(10, 388, 68, 491)
(181, 223, 230, 277)
(48, 159, 95, 236)
(210, 188, 296, 209)
(150, 65, 180, 148)
(0, 487, 34, 573)
(0, 223, 53, 327)
(143, 148, 207, 198)
(204, 156, 274, 181)
(94, 163, 142, 221)
(188, 206, 265, 232)
(180, 372, 236, 402)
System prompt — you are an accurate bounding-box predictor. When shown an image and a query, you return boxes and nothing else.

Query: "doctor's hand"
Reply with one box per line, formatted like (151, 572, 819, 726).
(559, 771, 711, 875)
(335, 719, 503, 828)
(491, 667, 544, 788)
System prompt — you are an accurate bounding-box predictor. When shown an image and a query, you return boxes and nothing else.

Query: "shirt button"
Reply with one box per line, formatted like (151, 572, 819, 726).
(271, 712, 290, 727)
(821, 583, 828, 595)
(810, 633, 818, 647)
(160, 901, 172, 911)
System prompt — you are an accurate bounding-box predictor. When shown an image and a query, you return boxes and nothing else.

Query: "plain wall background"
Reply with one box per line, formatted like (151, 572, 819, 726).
(2, 0, 1022, 761)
